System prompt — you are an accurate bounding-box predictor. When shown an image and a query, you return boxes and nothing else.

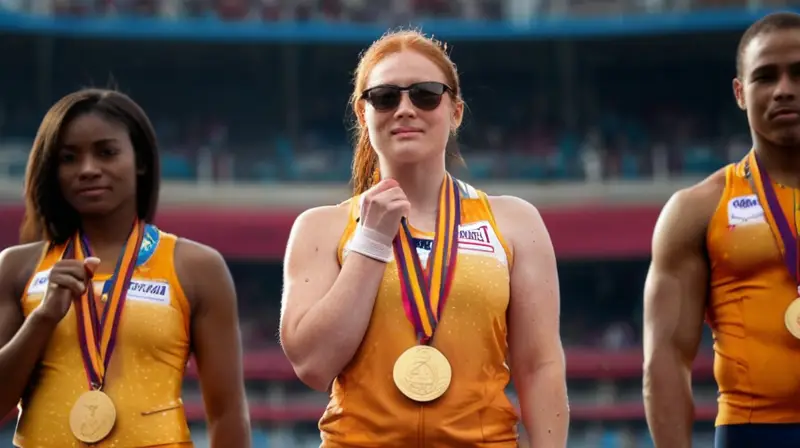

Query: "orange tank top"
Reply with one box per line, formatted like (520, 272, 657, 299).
(707, 153, 800, 425)
(320, 180, 519, 447)
(14, 225, 194, 448)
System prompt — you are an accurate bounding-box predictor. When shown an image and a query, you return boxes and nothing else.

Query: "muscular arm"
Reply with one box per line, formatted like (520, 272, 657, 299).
(0, 243, 57, 415)
(643, 186, 715, 448)
(280, 205, 388, 391)
(495, 196, 569, 447)
(179, 240, 251, 448)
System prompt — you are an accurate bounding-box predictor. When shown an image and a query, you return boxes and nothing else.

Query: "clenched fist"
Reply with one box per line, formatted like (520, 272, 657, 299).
(360, 179, 411, 245)
(35, 257, 101, 324)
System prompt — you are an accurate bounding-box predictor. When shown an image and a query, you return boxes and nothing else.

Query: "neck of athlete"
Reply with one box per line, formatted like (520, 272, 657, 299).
(80, 202, 139, 254)
(754, 137, 800, 188)
(379, 154, 446, 216)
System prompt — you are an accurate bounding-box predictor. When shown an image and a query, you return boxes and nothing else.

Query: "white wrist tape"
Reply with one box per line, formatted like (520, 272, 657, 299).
(348, 225, 394, 263)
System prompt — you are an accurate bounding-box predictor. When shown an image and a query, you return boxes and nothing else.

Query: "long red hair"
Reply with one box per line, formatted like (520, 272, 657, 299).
(350, 30, 465, 195)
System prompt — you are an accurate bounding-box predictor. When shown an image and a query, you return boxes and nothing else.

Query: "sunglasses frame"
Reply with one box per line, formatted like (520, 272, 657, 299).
(361, 81, 452, 112)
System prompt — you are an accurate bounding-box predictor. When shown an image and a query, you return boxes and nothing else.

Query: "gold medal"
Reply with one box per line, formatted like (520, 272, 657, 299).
(785, 298, 800, 339)
(393, 345, 452, 402)
(69, 389, 117, 443)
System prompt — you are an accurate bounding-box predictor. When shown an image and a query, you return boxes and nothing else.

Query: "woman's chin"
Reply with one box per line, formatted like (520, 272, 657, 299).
(383, 142, 437, 165)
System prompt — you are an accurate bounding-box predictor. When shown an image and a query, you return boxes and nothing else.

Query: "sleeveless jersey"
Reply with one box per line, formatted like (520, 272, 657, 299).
(707, 160, 800, 425)
(14, 226, 194, 448)
(320, 180, 519, 447)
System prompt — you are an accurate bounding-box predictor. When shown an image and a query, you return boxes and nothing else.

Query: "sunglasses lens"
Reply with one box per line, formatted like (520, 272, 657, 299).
(366, 88, 401, 111)
(409, 83, 446, 110)
(364, 83, 447, 111)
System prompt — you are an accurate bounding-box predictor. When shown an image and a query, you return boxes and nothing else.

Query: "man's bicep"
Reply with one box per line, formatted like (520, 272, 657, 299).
(644, 193, 709, 364)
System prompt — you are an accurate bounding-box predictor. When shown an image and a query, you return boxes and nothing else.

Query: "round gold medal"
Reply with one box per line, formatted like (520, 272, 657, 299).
(69, 390, 117, 443)
(393, 345, 452, 402)
(786, 299, 800, 340)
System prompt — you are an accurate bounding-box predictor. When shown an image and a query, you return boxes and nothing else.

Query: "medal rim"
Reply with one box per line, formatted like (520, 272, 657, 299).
(786, 299, 800, 339)
(392, 345, 452, 402)
(69, 389, 117, 443)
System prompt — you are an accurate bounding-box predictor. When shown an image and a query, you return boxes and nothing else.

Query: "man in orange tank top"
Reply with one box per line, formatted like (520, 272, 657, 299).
(644, 12, 800, 448)
(280, 30, 568, 447)
(0, 89, 251, 447)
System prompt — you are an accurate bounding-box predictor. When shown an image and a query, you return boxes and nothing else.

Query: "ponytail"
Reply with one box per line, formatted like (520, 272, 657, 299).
(351, 128, 378, 195)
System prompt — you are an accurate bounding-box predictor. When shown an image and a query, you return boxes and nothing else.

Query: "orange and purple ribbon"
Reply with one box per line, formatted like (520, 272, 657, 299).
(393, 174, 461, 345)
(64, 220, 144, 390)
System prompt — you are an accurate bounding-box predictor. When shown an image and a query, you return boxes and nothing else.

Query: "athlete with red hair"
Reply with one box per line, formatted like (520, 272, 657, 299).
(280, 30, 568, 447)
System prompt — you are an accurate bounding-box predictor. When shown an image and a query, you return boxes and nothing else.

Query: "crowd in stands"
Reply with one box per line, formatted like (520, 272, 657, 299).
(5, 0, 512, 20)
(0, 0, 764, 185)
(0, 101, 751, 184)
(1, 0, 754, 22)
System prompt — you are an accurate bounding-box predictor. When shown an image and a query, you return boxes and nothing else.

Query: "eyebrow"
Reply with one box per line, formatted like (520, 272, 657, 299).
(749, 63, 773, 76)
(61, 138, 119, 149)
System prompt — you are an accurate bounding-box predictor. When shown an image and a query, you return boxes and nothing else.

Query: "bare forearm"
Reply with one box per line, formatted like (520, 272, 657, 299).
(290, 254, 386, 385)
(643, 356, 694, 448)
(208, 410, 252, 448)
(519, 363, 569, 448)
(0, 310, 57, 414)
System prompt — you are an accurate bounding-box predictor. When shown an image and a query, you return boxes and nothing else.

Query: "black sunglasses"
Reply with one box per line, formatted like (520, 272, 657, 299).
(361, 82, 451, 112)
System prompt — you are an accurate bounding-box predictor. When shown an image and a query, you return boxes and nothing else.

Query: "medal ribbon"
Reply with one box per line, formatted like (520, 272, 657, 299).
(747, 151, 800, 284)
(64, 220, 144, 390)
(393, 174, 461, 345)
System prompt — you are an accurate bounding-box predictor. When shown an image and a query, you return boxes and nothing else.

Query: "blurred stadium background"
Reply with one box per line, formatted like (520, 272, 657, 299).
(0, 0, 781, 446)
